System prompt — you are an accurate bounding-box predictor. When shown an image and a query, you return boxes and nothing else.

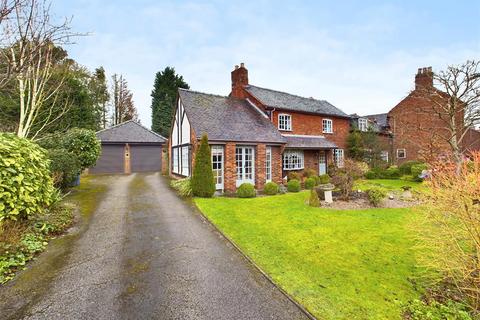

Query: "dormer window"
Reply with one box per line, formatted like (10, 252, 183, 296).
(322, 119, 333, 133)
(278, 114, 292, 131)
(358, 118, 368, 132)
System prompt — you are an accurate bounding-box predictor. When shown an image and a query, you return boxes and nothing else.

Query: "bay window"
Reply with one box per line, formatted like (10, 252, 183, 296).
(283, 150, 304, 170)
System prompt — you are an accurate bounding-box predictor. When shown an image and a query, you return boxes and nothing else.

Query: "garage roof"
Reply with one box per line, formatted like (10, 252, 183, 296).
(97, 120, 166, 144)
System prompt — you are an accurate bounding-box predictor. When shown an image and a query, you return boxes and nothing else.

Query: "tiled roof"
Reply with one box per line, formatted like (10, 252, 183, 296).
(178, 89, 286, 144)
(283, 134, 338, 149)
(245, 85, 349, 118)
(364, 113, 388, 128)
(96, 120, 166, 143)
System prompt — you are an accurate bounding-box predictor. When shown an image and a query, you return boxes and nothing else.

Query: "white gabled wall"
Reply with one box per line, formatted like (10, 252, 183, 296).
(171, 97, 191, 177)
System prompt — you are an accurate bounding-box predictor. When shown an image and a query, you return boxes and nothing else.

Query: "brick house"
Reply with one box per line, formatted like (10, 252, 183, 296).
(354, 66, 478, 165)
(169, 63, 350, 193)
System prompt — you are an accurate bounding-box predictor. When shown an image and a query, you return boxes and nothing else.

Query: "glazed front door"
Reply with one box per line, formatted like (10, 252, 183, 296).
(319, 151, 327, 175)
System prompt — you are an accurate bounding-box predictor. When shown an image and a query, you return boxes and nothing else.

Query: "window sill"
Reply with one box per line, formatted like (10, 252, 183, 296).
(279, 129, 293, 132)
(322, 131, 334, 134)
(283, 167, 305, 171)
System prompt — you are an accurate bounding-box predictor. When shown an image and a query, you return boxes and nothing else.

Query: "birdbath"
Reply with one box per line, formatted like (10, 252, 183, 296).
(316, 183, 335, 203)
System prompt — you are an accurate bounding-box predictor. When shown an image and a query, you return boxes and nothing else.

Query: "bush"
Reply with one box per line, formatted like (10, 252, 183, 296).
(0, 133, 56, 221)
(304, 177, 316, 190)
(308, 189, 320, 207)
(399, 160, 424, 175)
(331, 159, 364, 200)
(411, 163, 428, 181)
(365, 170, 378, 179)
(236, 183, 256, 198)
(385, 165, 401, 179)
(366, 187, 387, 207)
(303, 168, 316, 178)
(191, 134, 216, 197)
(403, 299, 472, 320)
(47, 149, 81, 189)
(263, 182, 279, 195)
(287, 179, 301, 192)
(62, 128, 101, 170)
(317, 174, 331, 185)
(170, 178, 193, 197)
(287, 171, 301, 181)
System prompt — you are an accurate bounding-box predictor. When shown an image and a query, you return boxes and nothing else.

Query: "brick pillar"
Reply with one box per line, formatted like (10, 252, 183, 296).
(272, 146, 284, 185)
(224, 142, 236, 193)
(255, 144, 266, 190)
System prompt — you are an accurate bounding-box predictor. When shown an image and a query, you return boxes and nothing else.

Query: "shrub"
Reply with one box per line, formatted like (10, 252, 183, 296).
(411, 163, 428, 181)
(0, 134, 56, 221)
(331, 159, 364, 200)
(170, 178, 193, 197)
(385, 165, 401, 179)
(47, 149, 81, 189)
(62, 128, 101, 170)
(236, 183, 256, 198)
(304, 177, 316, 190)
(365, 170, 378, 179)
(399, 160, 424, 175)
(263, 182, 279, 195)
(366, 187, 387, 207)
(303, 168, 316, 178)
(402, 299, 472, 320)
(317, 174, 331, 185)
(191, 134, 216, 197)
(287, 171, 301, 181)
(287, 179, 301, 192)
(308, 189, 320, 207)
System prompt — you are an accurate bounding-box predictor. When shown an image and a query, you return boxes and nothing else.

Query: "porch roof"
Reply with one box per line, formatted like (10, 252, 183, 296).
(283, 134, 338, 149)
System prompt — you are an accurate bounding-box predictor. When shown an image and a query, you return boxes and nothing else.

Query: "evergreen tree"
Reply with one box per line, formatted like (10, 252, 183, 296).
(191, 134, 215, 198)
(346, 129, 364, 161)
(150, 67, 189, 137)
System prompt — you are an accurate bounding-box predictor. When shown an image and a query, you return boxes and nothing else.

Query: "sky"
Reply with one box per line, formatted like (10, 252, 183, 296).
(54, 0, 480, 128)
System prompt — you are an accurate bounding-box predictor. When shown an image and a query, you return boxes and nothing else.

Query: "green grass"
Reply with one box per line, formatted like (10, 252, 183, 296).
(355, 178, 426, 193)
(195, 192, 426, 320)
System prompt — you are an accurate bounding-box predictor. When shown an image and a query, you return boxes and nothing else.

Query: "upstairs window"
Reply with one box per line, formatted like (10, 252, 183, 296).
(358, 118, 368, 132)
(380, 150, 389, 162)
(322, 119, 333, 133)
(283, 150, 304, 170)
(397, 148, 406, 159)
(278, 114, 292, 131)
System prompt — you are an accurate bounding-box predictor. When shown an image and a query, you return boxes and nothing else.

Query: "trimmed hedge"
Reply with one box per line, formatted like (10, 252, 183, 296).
(287, 179, 301, 192)
(317, 174, 331, 184)
(304, 177, 316, 190)
(191, 134, 216, 197)
(237, 183, 256, 198)
(47, 149, 81, 189)
(62, 128, 101, 170)
(263, 182, 279, 195)
(366, 187, 387, 207)
(399, 160, 424, 175)
(0, 133, 56, 221)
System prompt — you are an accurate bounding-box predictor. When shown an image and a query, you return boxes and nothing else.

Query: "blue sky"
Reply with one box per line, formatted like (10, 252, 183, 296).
(55, 0, 480, 127)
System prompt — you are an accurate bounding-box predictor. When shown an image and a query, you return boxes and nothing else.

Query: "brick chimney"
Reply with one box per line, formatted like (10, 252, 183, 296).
(415, 66, 433, 90)
(231, 63, 248, 98)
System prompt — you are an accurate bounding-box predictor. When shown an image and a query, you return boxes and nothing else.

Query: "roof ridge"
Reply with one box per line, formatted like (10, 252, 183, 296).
(247, 84, 329, 103)
(178, 87, 227, 99)
(96, 120, 166, 141)
(95, 119, 135, 133)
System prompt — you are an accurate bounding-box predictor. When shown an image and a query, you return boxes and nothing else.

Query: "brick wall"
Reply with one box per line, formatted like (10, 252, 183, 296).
(271, 146, 284, 184)
(224, 142, 237, 193)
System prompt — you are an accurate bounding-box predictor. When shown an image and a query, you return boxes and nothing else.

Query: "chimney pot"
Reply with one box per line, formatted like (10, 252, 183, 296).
(240, 62, 245, 68)
(234, 65, 239, 70)
(427, 66, 432, 72)
(417, 68, 422, 74)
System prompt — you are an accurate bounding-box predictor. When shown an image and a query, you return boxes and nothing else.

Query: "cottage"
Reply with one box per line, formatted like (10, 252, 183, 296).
(169, 63, 350, 193)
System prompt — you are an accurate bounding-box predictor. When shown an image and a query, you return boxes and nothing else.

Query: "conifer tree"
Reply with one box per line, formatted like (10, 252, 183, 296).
(191, 134, 215, 197)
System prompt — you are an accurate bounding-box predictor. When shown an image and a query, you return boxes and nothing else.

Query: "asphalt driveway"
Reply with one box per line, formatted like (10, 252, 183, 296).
(0, 173, 308, 320)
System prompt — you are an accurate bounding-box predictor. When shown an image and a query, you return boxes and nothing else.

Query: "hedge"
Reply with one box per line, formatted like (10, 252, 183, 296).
(237, 183, 256, 198)
(287, 179, 301, 192)
(191, 134, 216, 197)
(263, 182, 279, 195)
(0, 134, 56, 221)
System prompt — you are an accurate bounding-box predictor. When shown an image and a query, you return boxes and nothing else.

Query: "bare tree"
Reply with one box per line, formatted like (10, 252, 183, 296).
(111, 73, 138, 125)
(0, 0, 20, 24)
(0, 0, 80, 138)
(418, 61, 480, 173)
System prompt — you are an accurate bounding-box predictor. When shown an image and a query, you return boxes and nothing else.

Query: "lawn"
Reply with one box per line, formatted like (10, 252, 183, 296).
(195, 192, 426, 320)
(354, 178, 426, 193)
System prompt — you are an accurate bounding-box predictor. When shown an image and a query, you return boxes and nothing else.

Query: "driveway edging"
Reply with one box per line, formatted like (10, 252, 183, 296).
(192, 201, 317, 320)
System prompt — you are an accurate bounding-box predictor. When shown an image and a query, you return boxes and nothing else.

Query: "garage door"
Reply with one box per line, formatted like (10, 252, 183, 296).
(90, 144, 125, 174)
(130, 145, 162, 172)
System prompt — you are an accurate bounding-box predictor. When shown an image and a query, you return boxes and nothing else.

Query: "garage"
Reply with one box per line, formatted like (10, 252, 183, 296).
(89, 120, 166, 174)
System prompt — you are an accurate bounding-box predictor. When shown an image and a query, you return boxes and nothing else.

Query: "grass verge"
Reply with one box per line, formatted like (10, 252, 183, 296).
(195, 191, 427, 319)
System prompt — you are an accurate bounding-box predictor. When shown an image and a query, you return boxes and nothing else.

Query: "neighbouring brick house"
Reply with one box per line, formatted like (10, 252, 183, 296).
(169, 63, 350, 193)
(354, 66, 478, 165)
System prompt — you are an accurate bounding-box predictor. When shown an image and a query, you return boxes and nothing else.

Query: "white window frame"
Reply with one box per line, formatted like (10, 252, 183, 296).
(358, 118, 368, 132)
(278, 114, 292, 131)
(265, 147, 272, 182)
(172, 148, 179, 174)
(380, 150, 389, 162)
(334, 149, 344, 168)
(396, 148, 406, 159)
(235, 146, 255, 187)
(283, 150, 304, 170)
(322, 119, 333, 133)
(211, 145, 224, 190)
(181, 146, 189, 176)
